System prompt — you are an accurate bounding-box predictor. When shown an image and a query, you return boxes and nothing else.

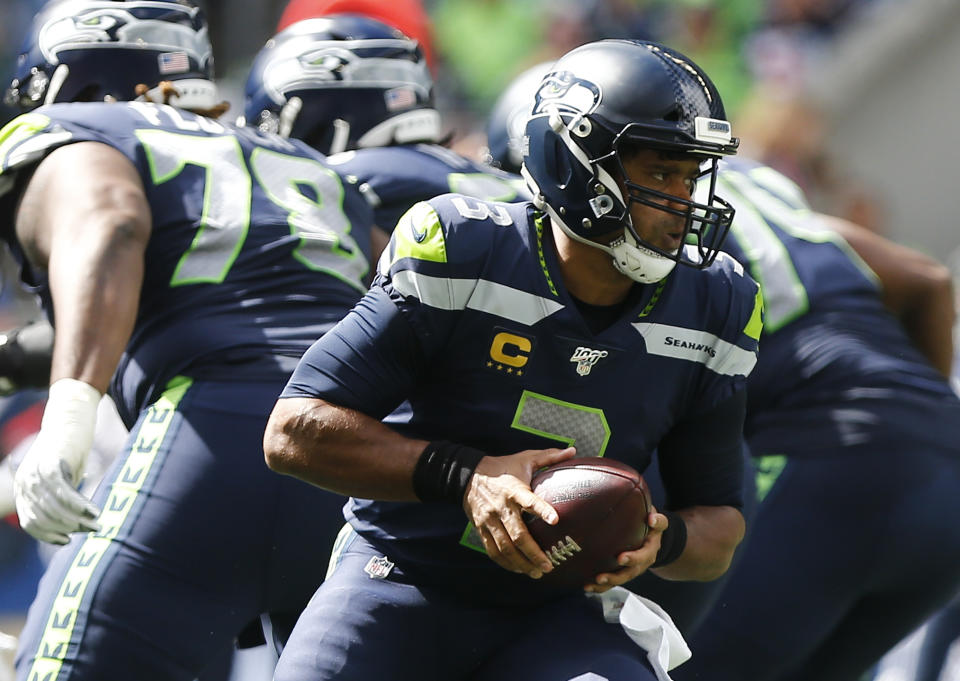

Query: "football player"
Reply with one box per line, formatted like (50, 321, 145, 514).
(1, 1, 383, 679)
(670, 158, 960, 681)
(262, 39, 762, 681)
(483, 58, 762, 639)
(239, 14, 529, 235)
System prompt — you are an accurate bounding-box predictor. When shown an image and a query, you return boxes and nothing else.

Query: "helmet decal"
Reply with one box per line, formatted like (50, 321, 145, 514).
(531, 72, 600, 119)
(241, 14, 440, 154)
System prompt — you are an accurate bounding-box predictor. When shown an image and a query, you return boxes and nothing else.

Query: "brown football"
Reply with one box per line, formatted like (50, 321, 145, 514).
(526, 457, 652, 589)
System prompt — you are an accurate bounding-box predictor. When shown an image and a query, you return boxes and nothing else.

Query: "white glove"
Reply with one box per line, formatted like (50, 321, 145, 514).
(14, 378, 102, 544)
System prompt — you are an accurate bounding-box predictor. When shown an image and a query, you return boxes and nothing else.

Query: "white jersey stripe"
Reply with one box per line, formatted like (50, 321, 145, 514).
(391, 269, 564, 325)
(632, 322, 757, 377)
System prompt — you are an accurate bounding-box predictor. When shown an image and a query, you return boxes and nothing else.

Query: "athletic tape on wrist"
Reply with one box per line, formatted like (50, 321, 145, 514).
(41, 378, 101, 475)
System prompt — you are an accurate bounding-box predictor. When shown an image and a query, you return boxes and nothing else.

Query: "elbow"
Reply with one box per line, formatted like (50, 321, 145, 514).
(262, 399, 316, 479)
(696, 507, 746, 582)
(262, 415, 299, 477)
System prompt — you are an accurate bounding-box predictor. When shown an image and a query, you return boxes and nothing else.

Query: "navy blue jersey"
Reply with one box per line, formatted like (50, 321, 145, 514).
(0, 102, 375, 425)
(326, 143, 529, 231)
(713, 158, 960, 454)
(282, 194, 761, 601)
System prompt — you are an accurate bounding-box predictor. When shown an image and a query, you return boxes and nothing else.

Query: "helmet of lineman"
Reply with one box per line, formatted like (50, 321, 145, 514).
(484, 61, 553, 175)
(522, 40, 739, 284)
(240, 14, 440, 154)
(5, 0, 217, 113)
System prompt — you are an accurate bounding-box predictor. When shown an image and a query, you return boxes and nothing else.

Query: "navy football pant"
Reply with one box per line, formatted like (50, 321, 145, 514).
(16, 377, 346, 681)
(674, 444, 960, 681)
(274, 531, 658, 681)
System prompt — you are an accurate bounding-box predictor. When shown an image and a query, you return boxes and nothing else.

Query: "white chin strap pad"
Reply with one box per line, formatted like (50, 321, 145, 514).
(610, 232, 677, 284)
(357, 109, 442, 148)
(135, 78, 219, 111)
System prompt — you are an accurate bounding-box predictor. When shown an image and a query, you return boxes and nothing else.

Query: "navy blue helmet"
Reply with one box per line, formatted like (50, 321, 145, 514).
(522, 40, 739, 283)
(5, 0, 217, 112)
(241, 14, 440, 154)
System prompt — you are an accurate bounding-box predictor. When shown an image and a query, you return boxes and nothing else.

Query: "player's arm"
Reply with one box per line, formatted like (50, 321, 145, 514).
(588, 390, 748, 591)
(17, 141, 150, 391)
(265, 286, 573, 579)
(821, 215, 955, 377)
(12, 141, 151, 544)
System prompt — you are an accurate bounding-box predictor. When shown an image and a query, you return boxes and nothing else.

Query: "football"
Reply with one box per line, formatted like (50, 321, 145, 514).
(526, 457, 652, 589)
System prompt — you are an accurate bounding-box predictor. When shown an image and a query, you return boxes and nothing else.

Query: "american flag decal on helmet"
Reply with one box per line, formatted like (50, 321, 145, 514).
(158, 52, 190, 75)
(384, 87, 416, 111)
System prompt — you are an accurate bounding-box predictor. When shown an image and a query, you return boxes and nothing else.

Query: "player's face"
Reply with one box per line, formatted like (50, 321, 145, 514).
(616, 149, 701, 253)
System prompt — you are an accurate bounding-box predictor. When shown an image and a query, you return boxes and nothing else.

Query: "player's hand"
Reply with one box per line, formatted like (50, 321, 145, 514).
(14, 428, 102, 544)
(463, 445, 576, 579)
(14, 378, 102, 544)
(584, 506, 668, 594)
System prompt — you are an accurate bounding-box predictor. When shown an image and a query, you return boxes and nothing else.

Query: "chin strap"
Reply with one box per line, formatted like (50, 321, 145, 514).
(135, 78, 220, 112)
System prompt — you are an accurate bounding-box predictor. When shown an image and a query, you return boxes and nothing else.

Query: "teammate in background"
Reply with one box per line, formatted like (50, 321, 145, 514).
(1, 1, 383, 679)
(275, 0, 436, 68)
(262, 39, 761, 681)
(671, 158, 960, 681)
(239, 14, 528, 236)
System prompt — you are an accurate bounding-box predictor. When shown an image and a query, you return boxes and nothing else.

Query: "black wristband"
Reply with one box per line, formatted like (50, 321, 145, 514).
(651, 511, 688, 568)
(412, 441, 487, 504)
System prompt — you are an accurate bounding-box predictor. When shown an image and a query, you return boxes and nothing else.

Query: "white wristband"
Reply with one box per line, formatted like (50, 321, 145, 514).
(41, 378, 101, 478)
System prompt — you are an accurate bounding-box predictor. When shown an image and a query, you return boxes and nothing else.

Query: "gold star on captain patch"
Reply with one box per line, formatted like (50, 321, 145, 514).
(516, 370, 523, 376)
(486, 361, 493, 368)
(496, 364, 504, 371)
(506, 367, 513, 374)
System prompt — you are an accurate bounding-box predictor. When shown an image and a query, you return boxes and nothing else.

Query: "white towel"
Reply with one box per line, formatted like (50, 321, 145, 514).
(589, 586, 692, 681)
(0, 631, 17, 681)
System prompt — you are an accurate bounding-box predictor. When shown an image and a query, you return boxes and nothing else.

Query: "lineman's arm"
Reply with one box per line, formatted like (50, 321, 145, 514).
(16, 141, 151, 392)
(821, 215, 955, 377)
(12, 141, 150, 543)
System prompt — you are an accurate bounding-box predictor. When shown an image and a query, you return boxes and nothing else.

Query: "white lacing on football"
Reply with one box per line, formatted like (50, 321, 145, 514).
(545, 535, 582, 566)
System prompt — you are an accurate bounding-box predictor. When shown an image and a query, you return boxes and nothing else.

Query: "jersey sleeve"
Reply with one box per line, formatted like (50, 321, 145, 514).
(688, 252, 763, 412)
(280, 198, 487, 416)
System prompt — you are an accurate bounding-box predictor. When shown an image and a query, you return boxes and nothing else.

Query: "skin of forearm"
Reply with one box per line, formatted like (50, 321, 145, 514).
(264, 397, 429, 501)
(650, 505, 745, 582)
(897, 276, 955, 377)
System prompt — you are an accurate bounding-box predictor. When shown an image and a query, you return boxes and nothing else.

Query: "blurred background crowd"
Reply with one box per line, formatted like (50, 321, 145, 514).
(1, 0, 959, 678)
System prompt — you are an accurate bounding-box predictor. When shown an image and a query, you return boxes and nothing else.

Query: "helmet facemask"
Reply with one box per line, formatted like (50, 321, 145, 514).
(520, 40, 740, 285)
(607, 136, 736, 276)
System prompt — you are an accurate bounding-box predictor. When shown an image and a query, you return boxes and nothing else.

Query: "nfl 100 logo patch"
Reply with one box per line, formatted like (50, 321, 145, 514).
(569, 346, 608, 376)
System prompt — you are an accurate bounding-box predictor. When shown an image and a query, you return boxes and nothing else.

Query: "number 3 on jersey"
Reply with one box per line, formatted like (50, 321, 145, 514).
(136, 129, 366, 290)
(460, 391, 611, 552)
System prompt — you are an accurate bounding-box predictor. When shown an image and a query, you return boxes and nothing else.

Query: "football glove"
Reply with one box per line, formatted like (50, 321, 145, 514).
(14, 378, 102, 544)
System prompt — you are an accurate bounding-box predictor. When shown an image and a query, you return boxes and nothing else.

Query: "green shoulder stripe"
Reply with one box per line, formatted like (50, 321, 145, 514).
(390, 201, 447, 267)
(0, 112, 54, 171)
(744, 284, 764, 341)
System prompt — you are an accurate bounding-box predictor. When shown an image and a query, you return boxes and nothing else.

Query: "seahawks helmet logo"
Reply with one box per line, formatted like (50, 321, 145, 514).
(297, 47, 355, 81)
(531, 71, 600, 118)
